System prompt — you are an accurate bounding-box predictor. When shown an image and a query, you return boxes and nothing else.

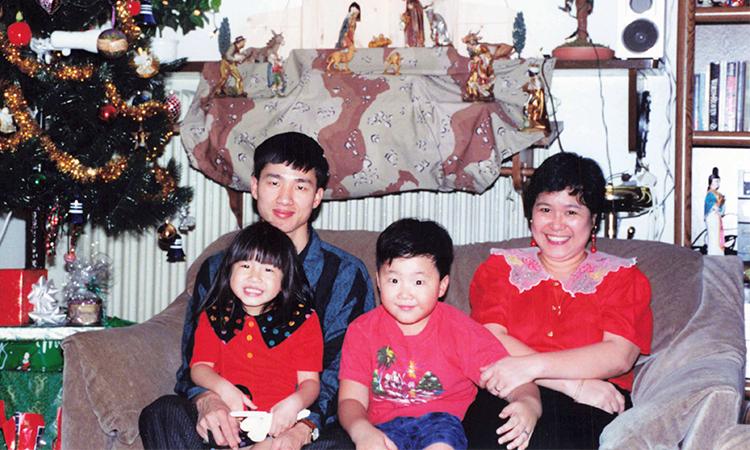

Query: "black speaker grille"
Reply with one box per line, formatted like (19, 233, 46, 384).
(622, 19, 658, 53)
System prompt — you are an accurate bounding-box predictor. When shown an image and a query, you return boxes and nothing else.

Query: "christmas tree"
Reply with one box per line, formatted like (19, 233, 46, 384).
(0, 1, 193, 264)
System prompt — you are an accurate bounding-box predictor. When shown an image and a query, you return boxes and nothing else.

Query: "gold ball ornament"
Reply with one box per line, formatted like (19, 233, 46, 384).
(97, 29, 129, 58)
(157, 222, 177, 250)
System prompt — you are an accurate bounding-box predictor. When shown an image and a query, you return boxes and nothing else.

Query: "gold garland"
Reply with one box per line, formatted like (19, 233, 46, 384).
(115, 0, 142, 42)
(0, 31, 95, 81)
(0, 84, 176, 198)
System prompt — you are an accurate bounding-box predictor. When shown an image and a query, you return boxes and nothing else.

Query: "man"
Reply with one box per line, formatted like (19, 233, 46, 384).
(139, 132, 375, 450)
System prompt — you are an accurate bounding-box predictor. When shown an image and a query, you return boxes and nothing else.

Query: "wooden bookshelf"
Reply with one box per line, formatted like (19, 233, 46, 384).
(693, 131, 750, 148)
(695, 6, 750, 24)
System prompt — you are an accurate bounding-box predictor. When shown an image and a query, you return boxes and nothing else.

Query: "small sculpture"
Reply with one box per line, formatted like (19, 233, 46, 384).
(242, 30, 285, 63)
(336, 2, 361, 49)
(463, 45, 495, 102)
(131, 47, 159, 78)
(424, 3, 451, 47)
(0, 107, 16, 134)
(384, 51, 402, 75)
(462, 31, 515, 60)
(401, 0, 425, 47)
(553, 0, 613, 60)
(368, 34, 392, 48)
(704, 167, 725, 256)
(214, 36, 248, 97)
(267, 52, 286, 96)
(521, 63, 550, 132)
(326, 44, 357, 72)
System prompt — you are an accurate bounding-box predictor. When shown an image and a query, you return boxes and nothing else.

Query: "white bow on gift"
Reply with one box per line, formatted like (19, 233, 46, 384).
(230, 409, 311, 443)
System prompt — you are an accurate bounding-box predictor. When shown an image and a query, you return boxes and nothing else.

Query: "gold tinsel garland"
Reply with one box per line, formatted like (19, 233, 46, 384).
(115, 0, 143, 43)
(0, 31, 95, 81)
(0, 84, 176, 198)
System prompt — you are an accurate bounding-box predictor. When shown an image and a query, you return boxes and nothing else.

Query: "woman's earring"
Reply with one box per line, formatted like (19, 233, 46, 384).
(590, 234, 597, 253)
(530, 237, 537, 247)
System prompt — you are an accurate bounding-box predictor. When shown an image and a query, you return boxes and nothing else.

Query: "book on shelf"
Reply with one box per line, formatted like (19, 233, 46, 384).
(694, 73, 705, 131)
(725, 61, 738, 132)
(708, 62, 721, 131)
(738, 61, 746, 132)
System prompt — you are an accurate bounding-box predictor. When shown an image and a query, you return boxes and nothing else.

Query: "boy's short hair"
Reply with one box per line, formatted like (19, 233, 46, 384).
(376, 218, 453, 279)
(253, 132, 330, 190)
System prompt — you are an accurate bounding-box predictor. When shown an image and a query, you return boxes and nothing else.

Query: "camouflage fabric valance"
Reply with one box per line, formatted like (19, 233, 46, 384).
(181, 48, 554, 199)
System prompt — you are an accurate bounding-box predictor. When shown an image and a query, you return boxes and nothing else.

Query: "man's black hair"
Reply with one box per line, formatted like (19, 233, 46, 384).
(253, 132, 330, 190)
(376, 218, 453, 279)
(522, 152, 606, 224)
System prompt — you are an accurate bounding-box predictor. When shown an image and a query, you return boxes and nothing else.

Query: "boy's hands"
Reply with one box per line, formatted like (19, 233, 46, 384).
(269, 395, 304, 437)
(352, 426, 398, 450)
(496, 399, 538, 450)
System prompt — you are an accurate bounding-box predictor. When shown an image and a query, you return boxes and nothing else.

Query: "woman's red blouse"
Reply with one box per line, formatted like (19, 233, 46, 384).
(469, 248, 653, 391)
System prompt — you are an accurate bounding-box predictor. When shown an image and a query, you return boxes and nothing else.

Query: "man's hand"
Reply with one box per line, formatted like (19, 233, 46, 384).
(574, 379, 626, 414)
(195, 391, 241, 450)
(269, 422, 310, 450)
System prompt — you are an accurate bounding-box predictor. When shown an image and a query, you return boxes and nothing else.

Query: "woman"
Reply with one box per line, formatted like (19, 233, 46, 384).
(463, 152, 653, 449)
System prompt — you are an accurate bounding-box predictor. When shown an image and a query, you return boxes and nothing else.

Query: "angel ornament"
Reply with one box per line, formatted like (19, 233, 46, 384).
(0, 107, 16, 134)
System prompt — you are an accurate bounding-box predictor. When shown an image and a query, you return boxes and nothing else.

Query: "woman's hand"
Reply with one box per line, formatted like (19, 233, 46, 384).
(574, 379, 625, 414)
(480, 356, 539, 399)
(496, 400, 539, 450)
(269, 395, 303, 437)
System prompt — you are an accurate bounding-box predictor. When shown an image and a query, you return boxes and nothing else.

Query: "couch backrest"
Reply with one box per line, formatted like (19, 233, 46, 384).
(186, 230, 704, 356)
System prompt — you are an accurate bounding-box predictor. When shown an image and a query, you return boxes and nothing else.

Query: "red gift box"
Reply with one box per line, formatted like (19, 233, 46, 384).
(0, 269, 47, 326)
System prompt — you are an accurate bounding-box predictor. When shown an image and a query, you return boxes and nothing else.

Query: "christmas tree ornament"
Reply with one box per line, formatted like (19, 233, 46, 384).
(45, 201, 61, 257)
(167, 234, 186, 262)
(64, 250, 77, 263)
(157, 221, 177, 250)
(30, 172, 47, 190)
(98, 103, 118, 122)
(131, 90, 152, 106)
(0, 107, 16, 133)
(139, 0, 157, 25)
(177, 205, 196, 232)
(38, 0, 62, 15)
(8, 12, 33, 47)
(133, 127, 149, 149)
(64, 252, 111, 326)
(165, 91, 181, 122)
(126, 0, 141, 16)
(69, 199, 85, 225)
(131, 47, 159, 78)
(97, 28, 129, 58)
(27, 276, 67, 325)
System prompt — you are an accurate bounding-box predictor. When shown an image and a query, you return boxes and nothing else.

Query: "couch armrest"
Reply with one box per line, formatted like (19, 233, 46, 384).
(61, 292, 188, 448)
(601, 256, 746, 450)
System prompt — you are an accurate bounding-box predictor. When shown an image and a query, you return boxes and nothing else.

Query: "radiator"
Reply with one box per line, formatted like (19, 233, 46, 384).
(46, 74, 546, 323)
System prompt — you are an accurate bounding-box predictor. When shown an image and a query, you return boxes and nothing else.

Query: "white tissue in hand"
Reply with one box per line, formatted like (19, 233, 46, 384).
(230, 409, 311, 442)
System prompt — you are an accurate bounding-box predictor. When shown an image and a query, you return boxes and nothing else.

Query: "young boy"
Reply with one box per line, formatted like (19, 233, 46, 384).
(338, 219, 541, 450)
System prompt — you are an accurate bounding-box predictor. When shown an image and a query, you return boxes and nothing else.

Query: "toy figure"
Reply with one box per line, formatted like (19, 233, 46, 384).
(0, 107, 16, 134)
(401, 0, 425, 47)
(368, 34, 392, 48)
(463, 45, 495, 102)
(553, 0, 613, 59)
(336, 2, 361, 49)
(462, 31, 515, 60)
(326, 45, 357, 72)
(424, 3, 451, 46)
(384, 51, 402, 75)
(704, 167, 725, 256)
(242, 30, 285, 63)
(521, 63, 550, 132)
(214, 36, 248, 97)
(267, 52, 286, 96)
(132, 47, 159, 78)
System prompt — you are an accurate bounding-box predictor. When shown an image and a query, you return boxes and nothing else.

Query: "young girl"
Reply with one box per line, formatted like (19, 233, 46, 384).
(190, 221, 323, 446)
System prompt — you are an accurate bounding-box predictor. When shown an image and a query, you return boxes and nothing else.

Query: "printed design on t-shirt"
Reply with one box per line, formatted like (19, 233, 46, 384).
(490, 248, 636, 297)
(370, 345, 444, 404)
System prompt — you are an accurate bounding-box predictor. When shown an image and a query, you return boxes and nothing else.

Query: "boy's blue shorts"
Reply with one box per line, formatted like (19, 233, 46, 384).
(376, 412, 468, 450)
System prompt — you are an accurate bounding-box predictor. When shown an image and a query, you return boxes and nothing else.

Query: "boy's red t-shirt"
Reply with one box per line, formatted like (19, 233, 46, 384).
(340, 303, 508, 425)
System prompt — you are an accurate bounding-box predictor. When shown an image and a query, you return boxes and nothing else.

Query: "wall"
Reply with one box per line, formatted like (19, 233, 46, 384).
(2, 0, 679, 322)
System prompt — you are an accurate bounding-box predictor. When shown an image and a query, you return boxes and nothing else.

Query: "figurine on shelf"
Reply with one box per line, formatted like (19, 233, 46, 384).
(462, 31, 515, 61)
(368, 33, 392, 48)
(521, 63, 550, 133)
(704, 167, 725, 256)
(552, 0, 614, 60)
(267, 52, 287, 96)
(213, 36, 248, 97)
(424, 3, 451, 47)
(401, 0, 425, 47)
(383, 51, 402, 75)
(336, 2, 361, 49)
(326, 42, 357, 72)
(463, 45, 495, 102)
(242, 30, 285, 63)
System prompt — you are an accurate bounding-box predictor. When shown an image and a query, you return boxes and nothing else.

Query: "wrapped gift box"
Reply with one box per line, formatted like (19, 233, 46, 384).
(0, 269, 47, 326)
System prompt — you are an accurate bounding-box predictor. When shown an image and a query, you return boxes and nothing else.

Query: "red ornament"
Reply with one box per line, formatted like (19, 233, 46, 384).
(126, 0, 142, 16)
(99, 104, 118, 122)
(8, 20, 32, 47)
(165, 92, 182, 122)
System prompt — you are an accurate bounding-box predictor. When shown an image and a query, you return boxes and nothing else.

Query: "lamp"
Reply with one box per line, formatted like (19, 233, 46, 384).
(603, 184, 653, 239)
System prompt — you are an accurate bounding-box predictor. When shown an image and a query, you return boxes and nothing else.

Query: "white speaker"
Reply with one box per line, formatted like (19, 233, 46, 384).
(615, 0, 665, 60)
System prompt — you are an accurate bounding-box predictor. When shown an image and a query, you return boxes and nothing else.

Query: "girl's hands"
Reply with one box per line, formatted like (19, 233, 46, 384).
(269, 395, 304, 437)
(496, 399, 539, 450)
(216, 381, 257, 413)
(574, 379, 626, 414)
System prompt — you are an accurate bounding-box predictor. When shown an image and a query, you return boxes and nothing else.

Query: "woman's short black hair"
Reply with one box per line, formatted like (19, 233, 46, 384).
(522, 152, 606, 223)
(253, 132, 330, 190)
(376, 218, 453, 280)
(200, 221, 313, 324)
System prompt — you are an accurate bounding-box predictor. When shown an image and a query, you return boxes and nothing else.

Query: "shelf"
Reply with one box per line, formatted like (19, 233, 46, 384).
(553, 59, 658, 70)
(693, 131, 750, 147)
(696, 6, 750, 24)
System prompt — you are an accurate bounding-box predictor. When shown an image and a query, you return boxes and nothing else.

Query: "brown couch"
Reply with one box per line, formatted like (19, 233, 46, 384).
(60, 230, 747, 450)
